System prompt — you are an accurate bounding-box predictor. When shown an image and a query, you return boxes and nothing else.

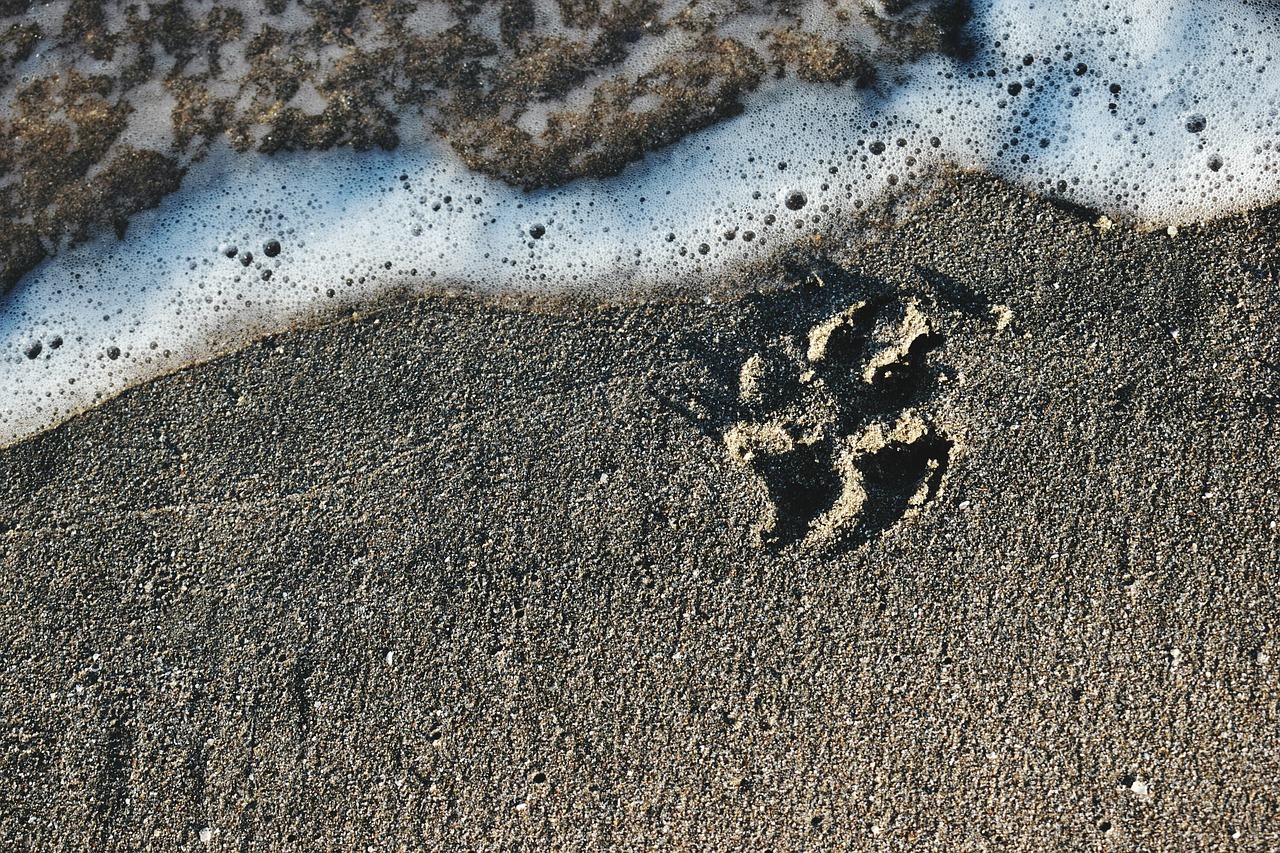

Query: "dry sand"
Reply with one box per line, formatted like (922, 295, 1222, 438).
(2, 172, 1279, 850)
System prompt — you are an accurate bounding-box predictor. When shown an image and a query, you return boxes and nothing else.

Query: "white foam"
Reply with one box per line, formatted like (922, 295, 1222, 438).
(5, 0, 1280, 444)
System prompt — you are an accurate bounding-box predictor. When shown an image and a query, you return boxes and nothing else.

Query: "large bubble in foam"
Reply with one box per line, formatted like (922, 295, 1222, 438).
(4, 0, 1280, 445)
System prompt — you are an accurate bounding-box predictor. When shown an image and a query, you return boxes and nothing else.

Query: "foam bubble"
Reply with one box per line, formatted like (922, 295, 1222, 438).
(4, 0, 1280, 444)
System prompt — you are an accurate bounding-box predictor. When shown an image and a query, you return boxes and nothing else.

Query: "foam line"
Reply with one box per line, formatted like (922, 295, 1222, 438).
(4, 0, 1280, 444)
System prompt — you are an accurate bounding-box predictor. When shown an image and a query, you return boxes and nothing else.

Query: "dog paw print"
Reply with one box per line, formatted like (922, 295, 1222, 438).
(723, 297, 952, 550)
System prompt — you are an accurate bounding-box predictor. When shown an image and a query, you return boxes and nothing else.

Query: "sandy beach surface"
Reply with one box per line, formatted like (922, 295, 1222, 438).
(2, 172, 1279, 850)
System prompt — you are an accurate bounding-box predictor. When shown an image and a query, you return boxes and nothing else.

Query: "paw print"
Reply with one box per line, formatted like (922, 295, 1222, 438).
(723, 296, 952, 550)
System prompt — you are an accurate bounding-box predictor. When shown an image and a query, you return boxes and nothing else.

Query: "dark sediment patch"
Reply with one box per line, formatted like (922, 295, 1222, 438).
(0, 0, 969, 294)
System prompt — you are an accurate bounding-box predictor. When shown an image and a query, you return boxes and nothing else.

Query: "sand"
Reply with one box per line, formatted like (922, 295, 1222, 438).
(1, 172, 1279, 850)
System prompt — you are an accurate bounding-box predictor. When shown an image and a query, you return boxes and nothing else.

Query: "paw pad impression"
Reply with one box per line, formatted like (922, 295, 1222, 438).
(724, 296, 952, 550)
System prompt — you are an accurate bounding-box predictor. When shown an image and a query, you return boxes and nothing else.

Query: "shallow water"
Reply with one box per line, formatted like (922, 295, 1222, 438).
(3, 0, 1280, 444)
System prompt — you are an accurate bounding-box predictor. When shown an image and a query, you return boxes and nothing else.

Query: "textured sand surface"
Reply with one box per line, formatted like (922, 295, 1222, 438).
(2, 174, 1279, 850)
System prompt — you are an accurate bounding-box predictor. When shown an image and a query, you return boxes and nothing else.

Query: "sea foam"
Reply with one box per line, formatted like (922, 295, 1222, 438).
(2, 0, 1279, 444)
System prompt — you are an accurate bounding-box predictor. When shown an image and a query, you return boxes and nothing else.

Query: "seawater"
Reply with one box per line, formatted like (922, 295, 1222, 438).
(3, 0, 1280, 444)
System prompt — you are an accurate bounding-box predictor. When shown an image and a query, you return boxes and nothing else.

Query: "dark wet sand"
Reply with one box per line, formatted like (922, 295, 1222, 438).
(2, 173, 1279, 850)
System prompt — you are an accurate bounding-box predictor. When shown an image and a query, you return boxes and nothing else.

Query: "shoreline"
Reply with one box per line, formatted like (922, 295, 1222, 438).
(2, 170, 1279, 849)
